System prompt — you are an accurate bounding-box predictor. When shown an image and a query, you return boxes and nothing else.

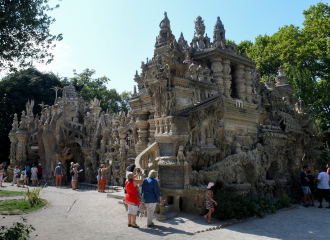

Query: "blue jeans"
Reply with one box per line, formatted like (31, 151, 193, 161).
(302, 186, 311, 195)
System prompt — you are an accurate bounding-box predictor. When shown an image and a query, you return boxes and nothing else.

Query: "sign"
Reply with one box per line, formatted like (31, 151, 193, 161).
(159, 165, 184, 189)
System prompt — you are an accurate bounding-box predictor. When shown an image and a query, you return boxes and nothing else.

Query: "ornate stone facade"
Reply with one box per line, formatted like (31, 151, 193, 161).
(9, 13, 321, 213)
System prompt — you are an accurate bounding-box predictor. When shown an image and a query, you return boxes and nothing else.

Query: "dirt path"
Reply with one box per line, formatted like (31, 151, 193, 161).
(1, 182, 329, 240)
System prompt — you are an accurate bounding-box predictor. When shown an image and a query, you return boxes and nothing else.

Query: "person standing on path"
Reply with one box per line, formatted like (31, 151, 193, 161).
(300, 165, 312, 207)
(20, 167, 26, 188)
(54, 162, 63, 188)
(30, 164, 38, 186)
(2, 162, 7, 182)
(140, 170, 164, 227)
(317, 166, 330, 208)
(200, 182, 218, 224)
(37, 164, 43, 186)
(25, 163, 31, 185)
(306, 169, 315, 206)
(76, 163, 80, 189)
(100, 163, 112, 193)
(69, 162, 74, 188)
(0, 165, 4, 187)
(12, 166, 20, 187)
(125, 172, 143, 228)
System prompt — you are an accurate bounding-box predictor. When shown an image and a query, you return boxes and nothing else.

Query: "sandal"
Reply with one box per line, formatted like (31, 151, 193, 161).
(128, 223, 131, 227)
(208, 220, 214, 224)
(203, 215, 207, 220)
(147, 222, 155, 227)
(131, 223, 140, 228)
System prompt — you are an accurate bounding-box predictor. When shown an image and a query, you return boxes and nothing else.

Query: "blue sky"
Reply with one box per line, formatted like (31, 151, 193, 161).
(35, 0, 324, 94)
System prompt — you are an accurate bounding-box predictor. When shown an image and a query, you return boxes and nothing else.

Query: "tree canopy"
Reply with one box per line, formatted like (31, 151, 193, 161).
(61, 68, 131, 114)
(237, 2, 330, 164)
(0, 68, 62, 162)
(0, 0, 63, 72)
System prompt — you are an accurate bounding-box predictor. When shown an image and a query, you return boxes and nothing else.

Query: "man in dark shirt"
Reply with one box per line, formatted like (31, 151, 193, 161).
(306, 169, 315, 206)
(300, 165, 311, 207)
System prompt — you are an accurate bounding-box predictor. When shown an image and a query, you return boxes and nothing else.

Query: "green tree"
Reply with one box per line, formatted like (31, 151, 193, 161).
(0, 0, 63, 72)
(62, 69, 128, 114)
(244, 2, 330, 164)
(237, 40, 253, 55)
(119, 91, 131, 114)
(0, 68, 62, 162)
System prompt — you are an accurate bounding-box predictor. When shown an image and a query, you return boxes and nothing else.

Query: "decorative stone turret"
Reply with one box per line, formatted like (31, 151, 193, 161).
(222, 59, 232, 98)
(155, 12, 175, 49)
(213, 16, 226, 48)
(234, 64, 246, 100)
(275, 66, 293, 98)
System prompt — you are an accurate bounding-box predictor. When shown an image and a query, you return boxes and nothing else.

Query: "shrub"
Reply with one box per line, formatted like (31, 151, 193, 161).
(23, 184, 47, 206)
(278, 195, 292, 208)
(253, 197, 277, 218)
(0, 217, 35, 240)
(213, 192, 255, 220)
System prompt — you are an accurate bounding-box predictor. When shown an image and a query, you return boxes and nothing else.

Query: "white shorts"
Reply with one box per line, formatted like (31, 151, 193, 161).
(127, 204, 139, 215)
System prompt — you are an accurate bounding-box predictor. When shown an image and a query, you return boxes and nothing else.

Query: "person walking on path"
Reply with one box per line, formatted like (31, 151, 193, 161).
(37, 164, 43, 185)
(12, 166, 20, 187)
(300, 165, 312, 207)
(306, 169, 315, 206)
(140, 170, 164, 227)
(317, 166, 330, 208)
(76, 163, 80, 189)
(25, 163, 31, 185)
(125, 172, 143, 228)
(54, 162, 63, 188)
(30, 164, 38, 186)
(100, 162, 112, 193)
(200, 182, 218, 224)
(2, 162, 7, 182)
(0, 165, 4, 187)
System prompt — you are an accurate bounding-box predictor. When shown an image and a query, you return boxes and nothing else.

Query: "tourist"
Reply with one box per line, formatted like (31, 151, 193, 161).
(12, 166, 20, 187)
(76, 163, 80, 188)
(2, 162, 7, 182)
(70, 162, 74, 188)
(0, 165, 4, 187)
(30, 164, 38, 186)
(20, 167, 26, 188)
(317, 166, 330, 208)
(100, 163, 112, 193)
(71, 164, 78, 190)
(25, 162, 31, 185)
(37, 164, 43, 185)
(97, 166, 101, 192)
(125, 172, 143, 228)
(54, 162, 63, 188)
(140, 169, 164, 227)
(306, 169, 315, 206)
(300, 165, 311, 207)
(200, 182, 218, 224)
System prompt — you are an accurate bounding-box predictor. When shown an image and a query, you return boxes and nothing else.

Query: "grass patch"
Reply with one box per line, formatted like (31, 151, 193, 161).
(0, 199, 47, 215)
(0, 190, 24, 197)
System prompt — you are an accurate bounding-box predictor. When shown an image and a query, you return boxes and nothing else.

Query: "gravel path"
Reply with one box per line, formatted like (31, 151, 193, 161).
(0, 182, 329, 240)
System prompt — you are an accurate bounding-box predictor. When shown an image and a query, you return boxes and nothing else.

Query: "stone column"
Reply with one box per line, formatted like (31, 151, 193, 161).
(15, 121, 29, 166)
(148, 117, 156, 145)
(135, 113, 149, 156)
(245, 67, 253, 102)
(210, 57, 224, 93)
(222, 59, 232, 98)
(234, 64, 246, 100)
(119, 133, 127, 158)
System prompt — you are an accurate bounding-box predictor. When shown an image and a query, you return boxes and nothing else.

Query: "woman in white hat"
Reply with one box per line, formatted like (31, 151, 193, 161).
(200, 182, 217, 224)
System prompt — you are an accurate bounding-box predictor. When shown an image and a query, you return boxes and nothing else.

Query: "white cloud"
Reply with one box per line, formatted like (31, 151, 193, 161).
(33, 42, 77, 74)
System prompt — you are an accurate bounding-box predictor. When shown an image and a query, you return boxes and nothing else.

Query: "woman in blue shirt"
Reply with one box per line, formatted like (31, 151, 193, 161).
(140, 170, 164, 227)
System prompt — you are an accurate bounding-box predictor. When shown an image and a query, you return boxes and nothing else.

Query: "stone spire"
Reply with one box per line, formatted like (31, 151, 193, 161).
(155, 12, 174, 49)
(178, 32, 188, 50)
(213, 16, 225, 47)
(191, 16, 206, 49)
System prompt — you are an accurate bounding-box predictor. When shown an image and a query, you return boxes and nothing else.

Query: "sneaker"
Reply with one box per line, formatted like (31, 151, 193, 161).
(303, 204, 309, 208)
